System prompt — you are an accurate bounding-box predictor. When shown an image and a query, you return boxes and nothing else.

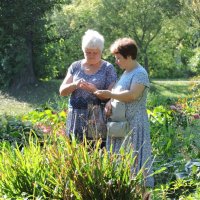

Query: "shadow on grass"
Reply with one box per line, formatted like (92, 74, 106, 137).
(1, 80, 62, 108)
(150, 81, 191, 98)
(0, 79, 192, 115)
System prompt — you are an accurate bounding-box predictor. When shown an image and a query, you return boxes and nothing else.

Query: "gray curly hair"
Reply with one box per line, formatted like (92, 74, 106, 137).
(82, 29, 104, 52)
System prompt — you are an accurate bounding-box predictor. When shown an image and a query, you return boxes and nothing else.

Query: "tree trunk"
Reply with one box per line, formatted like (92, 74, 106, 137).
(11, 30, 37, 90)
(144, 53, 149, 74)
(141, 47, 149, 74)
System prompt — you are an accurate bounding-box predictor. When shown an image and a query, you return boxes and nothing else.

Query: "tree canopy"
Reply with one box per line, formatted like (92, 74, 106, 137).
(0, 0, 199, 89)
(0, 0, 70, 89)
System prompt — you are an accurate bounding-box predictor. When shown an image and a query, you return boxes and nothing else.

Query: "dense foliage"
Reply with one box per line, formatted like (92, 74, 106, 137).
(0, 81, 200, 199)
(0, 0, 70, 89)
(0, 135, 148, 199)
(0, 0, 199, 89)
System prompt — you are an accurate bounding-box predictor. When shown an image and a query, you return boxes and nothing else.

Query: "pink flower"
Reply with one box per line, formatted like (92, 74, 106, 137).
(35, 124, 51, 134)
(193, 113, 200, 119)
(170, 105, 177, 111)
(58, 129, 66, 136)
(42, 125, 51, 133)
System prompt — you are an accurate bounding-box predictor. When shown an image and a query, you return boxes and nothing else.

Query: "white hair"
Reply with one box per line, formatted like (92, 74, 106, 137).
(82, 29, 104, 52)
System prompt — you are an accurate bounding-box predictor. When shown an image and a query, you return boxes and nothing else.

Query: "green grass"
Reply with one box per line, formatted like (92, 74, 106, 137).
(151, 80, 194, 98)
(0, 79, 195, 116)
(0, 80, 62, 116)
(0, 93, 31, 116)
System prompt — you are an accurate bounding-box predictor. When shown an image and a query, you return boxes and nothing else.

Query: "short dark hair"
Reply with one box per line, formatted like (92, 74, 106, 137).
(110, 38, 138, 59)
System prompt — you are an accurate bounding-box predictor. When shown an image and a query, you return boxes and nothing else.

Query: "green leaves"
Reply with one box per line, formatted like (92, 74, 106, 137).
(0, 0, 71, 89)
(0, 136, 146, 199)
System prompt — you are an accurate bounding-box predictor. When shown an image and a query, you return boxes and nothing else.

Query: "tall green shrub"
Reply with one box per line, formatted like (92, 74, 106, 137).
(0, 135, 146, 199)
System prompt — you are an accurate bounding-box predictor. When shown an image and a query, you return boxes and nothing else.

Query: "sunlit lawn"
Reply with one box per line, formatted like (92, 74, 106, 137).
(0, 93, 31, 116)
(0, 80, 61, 115)
(0, 79, 196, 115)
(151, 80, 194, 98)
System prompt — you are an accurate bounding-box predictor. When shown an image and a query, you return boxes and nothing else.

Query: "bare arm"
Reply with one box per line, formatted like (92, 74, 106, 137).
(111, 84, 145, 102)
(108, 82, 116, 91)
(104, 100, 112, 117)
(59, 72, 79, 96)
(94, 84, 146, 103)
(81, 81, 116, 100)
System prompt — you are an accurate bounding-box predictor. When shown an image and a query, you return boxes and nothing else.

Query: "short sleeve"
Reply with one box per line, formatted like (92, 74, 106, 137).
(104, 63, 117, 89)
(131, 67, 150, 88)
(67, 61, 81, 75)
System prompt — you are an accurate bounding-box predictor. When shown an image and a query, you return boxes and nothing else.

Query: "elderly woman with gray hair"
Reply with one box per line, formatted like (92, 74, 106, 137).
(59, 29, 117, 145)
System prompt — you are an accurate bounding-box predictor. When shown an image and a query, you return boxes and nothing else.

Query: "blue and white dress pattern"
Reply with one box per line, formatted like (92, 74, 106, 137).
(66, 60, 117, 140)
(107, 65, 154, 187)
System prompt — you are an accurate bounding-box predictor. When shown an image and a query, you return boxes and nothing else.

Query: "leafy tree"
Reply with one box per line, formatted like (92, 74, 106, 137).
(179, 0, 200, 75)
(0, 0, 70, 89)
(95, 0, 181, 73)
(149, 0, 200, 78)
(148, 17, 188, 78)
(49, 0, 183, 77)
(45, 0, 102, 78)
(8, 0, 196, 82)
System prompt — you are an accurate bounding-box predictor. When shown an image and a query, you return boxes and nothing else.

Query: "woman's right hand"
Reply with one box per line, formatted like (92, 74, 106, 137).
(74, 78, 85, 89)
(104, 100, 112, 118)
(79, 80, 97, 93)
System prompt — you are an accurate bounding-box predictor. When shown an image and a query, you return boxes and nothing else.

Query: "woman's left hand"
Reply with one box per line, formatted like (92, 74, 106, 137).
(80, 81, 97, 93)
(104, 100, 112, 117)
(94, 90, 112, 99)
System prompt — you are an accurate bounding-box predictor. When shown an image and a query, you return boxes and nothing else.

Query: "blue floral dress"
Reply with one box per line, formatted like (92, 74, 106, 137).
(66, 60, 117, 141)
(106, 65, 154, 187)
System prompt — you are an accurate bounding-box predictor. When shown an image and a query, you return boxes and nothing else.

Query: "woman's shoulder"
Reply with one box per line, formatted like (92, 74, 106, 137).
(101, 60, 116, 76)
(102, 60, 114, 68)
(135, 65, 148, 74)
(132, 65, 149, 86)
(71, 60, 82, 68)
(69, 60, 82, 72)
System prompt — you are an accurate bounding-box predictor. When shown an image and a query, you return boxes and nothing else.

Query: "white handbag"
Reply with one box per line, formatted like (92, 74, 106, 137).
(107, 70, 137, 138)
(107, 121, 130, 138)
(110, 100, 126, 121)
(107, 100, 130, 138)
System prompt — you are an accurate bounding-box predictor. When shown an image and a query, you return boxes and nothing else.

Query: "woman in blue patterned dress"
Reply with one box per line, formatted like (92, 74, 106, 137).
(59, 29, 117, 145)
(94, 38, 154, 191)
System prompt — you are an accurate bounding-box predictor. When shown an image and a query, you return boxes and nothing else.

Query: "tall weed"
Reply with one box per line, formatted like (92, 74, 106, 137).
(0, 135, 146, 199)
